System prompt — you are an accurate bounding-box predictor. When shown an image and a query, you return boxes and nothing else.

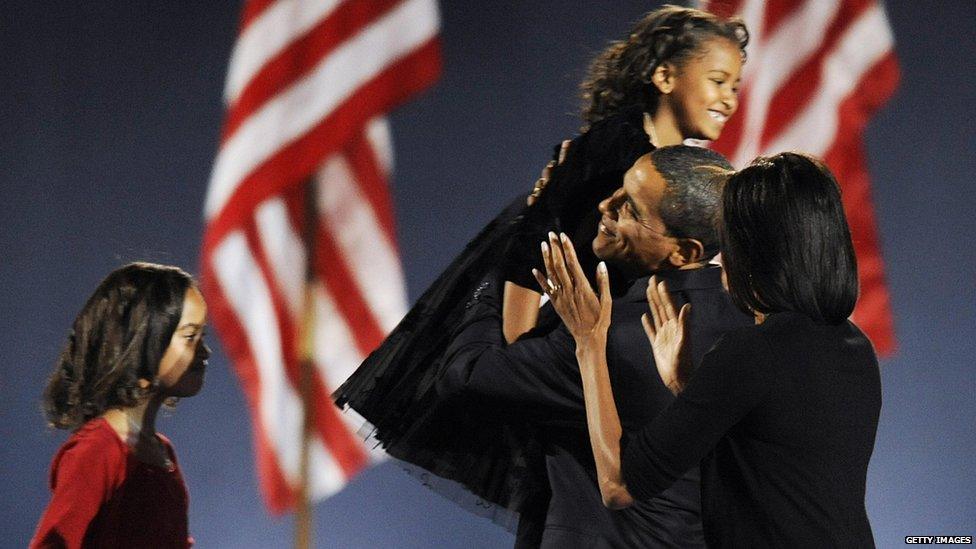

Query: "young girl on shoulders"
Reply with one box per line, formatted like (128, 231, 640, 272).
(32, 262, 210, 549)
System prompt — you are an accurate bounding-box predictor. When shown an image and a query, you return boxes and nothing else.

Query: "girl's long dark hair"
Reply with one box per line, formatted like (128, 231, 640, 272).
(720, 153, 859, 324)
(44, 262, 194, 430)
(580, 5, 748, 128)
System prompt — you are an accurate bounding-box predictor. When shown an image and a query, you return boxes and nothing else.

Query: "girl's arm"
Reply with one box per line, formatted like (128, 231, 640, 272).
(502, 282, 541, 343)
(502, 141, 570, 343)
(534, 232, 633, 508)
(31, 434, 120, 548)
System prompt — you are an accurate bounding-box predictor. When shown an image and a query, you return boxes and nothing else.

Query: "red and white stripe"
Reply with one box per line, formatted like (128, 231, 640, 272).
(705, 0, 899, 354)
(202, 0, 440, 513)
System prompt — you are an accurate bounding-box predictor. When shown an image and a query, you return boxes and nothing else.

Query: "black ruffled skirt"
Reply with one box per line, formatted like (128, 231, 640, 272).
(332, 106, 654, 528)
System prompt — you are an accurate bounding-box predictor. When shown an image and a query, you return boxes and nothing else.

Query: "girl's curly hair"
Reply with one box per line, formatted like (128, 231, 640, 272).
(43, 262, 194, 430)
(580, 5, 749, 128)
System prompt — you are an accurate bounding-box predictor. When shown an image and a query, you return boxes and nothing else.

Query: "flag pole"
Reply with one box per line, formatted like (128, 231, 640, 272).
(295, 177, 318, 549)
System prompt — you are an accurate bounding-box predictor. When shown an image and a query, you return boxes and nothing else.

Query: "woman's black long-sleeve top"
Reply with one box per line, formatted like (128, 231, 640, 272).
(622, 311, 882, 548)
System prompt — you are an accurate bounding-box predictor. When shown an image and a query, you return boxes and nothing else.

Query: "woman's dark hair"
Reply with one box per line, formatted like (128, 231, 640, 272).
(720, 152, 859, 324)
(580, 5, 748, 128)
(44, 262, 195, 429)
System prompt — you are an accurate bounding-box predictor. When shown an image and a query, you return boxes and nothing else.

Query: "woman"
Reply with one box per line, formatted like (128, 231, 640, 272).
(32, 263, 210, 548)
(333, 4, 749, 522)
(542, 153, 881, 547)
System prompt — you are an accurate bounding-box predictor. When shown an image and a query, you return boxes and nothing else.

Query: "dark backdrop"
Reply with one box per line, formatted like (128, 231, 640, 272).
(2, 1, 973, 547)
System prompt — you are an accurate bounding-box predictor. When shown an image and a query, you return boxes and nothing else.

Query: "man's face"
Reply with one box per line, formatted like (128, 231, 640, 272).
(592, 154, 679, 274)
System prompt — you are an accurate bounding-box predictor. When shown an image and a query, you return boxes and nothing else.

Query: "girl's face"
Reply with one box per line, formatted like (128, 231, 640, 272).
(659, 38, 743, 141)
(156, 287, 210, 397)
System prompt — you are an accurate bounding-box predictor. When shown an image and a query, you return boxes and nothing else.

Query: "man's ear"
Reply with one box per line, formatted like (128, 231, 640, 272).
(668, 238, 705, 267)
(652, 63, 676, 95)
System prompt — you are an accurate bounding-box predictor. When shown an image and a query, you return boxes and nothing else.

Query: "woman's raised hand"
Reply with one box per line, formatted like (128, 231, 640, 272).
(527, 140, 572, 206)
(533, 232, 611, 343)
(641, 276, 692, 395)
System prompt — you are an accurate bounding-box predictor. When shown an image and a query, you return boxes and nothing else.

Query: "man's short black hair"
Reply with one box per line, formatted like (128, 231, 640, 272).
(650, 145, 734, 260)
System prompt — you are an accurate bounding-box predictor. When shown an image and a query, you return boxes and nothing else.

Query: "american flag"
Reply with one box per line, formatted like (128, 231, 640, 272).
(704, 0, 900, 354)
(201, 0, 441, 513)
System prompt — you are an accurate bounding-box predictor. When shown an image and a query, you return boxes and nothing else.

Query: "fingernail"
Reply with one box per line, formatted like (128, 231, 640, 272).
(541, 241, 548, 252)
(548, 231, 557, 240)
(560, 232, 569, 242)
(598, 262, 607, 273)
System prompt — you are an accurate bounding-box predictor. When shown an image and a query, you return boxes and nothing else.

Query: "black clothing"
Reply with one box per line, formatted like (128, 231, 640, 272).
(332, 107, 653, 522)
(622, 311, 881, 548)
(438, 266, 752, 547)
(503, 106, 654, 290)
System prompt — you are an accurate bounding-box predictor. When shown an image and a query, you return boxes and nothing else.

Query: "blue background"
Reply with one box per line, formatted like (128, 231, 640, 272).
(2, 1, 973, 547)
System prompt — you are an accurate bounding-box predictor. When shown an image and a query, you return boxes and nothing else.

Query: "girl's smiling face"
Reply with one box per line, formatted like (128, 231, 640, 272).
(656, 38, 743, 141)
(156, 287, 210, 397)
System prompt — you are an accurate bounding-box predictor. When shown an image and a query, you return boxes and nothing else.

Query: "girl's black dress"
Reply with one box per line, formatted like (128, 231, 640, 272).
(333, 106, 653, 528)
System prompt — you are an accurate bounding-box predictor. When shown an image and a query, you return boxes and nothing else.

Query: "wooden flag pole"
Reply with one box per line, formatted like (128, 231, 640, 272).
(295, 177, 318, 549)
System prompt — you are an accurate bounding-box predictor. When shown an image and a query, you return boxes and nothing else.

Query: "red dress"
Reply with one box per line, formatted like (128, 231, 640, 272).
(31, 417, 192, 548)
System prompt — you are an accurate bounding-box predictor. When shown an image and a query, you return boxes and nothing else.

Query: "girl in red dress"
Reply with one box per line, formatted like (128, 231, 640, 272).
(31, 262, 210, 549)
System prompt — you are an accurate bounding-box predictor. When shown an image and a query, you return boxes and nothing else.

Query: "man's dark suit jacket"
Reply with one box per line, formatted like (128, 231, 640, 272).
(437, 265, 753, 548)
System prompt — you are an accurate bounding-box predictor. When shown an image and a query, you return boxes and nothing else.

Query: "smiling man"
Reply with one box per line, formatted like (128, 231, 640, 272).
(434, 145, 753, 547)
(592, 148, 726, 279)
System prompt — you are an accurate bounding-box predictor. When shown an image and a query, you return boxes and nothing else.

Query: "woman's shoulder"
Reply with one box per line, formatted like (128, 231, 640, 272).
(703, 323, 776, 371)
(744, 313, 879, 379)
(756, 312, 875, 353)
(710, 322, 766, 352)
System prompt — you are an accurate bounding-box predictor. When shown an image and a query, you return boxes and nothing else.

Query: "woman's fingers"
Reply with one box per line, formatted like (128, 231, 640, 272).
(527, 139, 569, 207)
(678, 303, 691, 326)
(541, 160, 555, 180)
(540, 240, 556, 289)
(527, 158, 557, 206)
(641, 312, 656, 342)
(656, 280, 677, 320)
(558, 140, 571, 165)
(532, 268, 550, 296)
(560, 233, 588, 284)
(647, 277, 691, 334)
(541, 235, 570, 297)
(597, 261, 611, 319)
(647, 276, 664, 329)
(548, 232, 573, 291)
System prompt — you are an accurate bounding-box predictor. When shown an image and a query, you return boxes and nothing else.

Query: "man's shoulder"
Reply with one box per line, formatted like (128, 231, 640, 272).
(616, 267, 725, 301)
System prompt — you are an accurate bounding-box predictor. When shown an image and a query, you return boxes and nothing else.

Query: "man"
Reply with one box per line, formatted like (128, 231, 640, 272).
(436, 145, 753, 547)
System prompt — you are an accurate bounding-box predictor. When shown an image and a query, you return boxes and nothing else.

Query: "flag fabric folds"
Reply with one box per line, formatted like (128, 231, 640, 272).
(201, 0, 441, 513)
(704, 0, 900, 354)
